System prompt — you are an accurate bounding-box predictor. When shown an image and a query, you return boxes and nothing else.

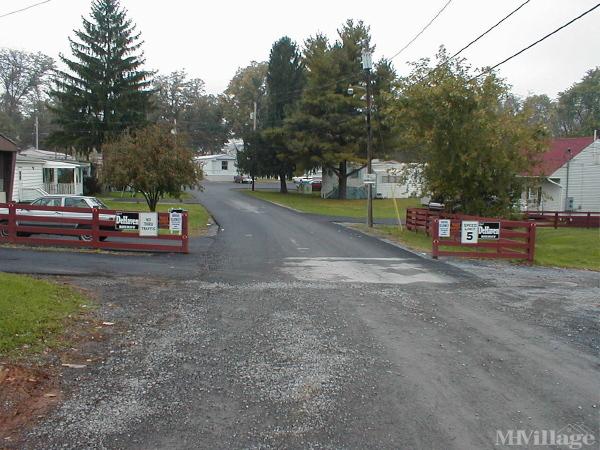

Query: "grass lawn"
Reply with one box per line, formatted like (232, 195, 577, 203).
(534, 228, 600, 271)
(103, 200, 211, 237)
(355, 225, 599, 271)
(245, 190, 420, 220)
(0, 273, 87, 356)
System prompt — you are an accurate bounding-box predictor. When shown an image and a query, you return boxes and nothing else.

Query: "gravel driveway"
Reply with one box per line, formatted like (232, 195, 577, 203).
(10, 183, 600, 449)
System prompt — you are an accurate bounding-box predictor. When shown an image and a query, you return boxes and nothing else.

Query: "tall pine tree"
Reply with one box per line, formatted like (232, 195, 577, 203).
(286, 20, 377, 199)
(263, 36, 305, 193)
(49, 0, 153, 155)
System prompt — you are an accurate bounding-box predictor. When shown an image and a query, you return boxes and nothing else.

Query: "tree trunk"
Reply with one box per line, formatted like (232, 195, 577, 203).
(337, 160, 347, 199)
(279, 172, 288, 194)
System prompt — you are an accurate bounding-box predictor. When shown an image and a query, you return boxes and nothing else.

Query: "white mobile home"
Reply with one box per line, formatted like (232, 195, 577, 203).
(523, 137, 600, 211)
(195, 154, 238, 181)
(12, 148, 90, 202)
(321, 160, 421, 199)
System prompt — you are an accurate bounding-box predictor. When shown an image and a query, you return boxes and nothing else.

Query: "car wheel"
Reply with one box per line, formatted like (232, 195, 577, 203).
(0, 229, 7, 238)
(76, 225, 93, 242)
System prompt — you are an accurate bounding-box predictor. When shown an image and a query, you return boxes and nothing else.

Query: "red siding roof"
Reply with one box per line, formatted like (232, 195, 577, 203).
(530, 137, 594, 176)
(0, 133, 19, 152)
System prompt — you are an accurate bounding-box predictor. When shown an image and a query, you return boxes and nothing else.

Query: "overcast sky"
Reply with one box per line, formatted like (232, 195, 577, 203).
(1, 0, 598, 99)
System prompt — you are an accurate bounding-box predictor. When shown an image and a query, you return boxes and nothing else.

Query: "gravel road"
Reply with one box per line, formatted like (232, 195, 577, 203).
(10, 182, 599, 449)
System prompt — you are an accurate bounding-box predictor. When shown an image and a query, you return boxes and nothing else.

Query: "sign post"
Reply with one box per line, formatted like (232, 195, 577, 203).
(478, 222, 501, 240)
(461, 221, 479, 244)
(139, 212, 158, 237)
(169, 210, 183, 235)
(115, 212, 139, 231)
(438, 219, 451, 238)
(363, 173, 376, 185)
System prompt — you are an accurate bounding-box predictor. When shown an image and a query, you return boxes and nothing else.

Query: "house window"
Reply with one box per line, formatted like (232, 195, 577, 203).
(382, 175, 402, 183)
(222, 161, 228, 171)
(57, 168, 74, 184)
(43, 168, 53, 183)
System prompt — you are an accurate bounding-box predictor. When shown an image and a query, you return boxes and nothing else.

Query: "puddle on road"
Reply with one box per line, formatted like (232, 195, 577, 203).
(281, 257, 453, 285)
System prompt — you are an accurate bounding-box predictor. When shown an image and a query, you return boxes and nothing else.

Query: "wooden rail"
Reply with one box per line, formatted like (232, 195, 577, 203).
(524, 211, 599, 228)
(0, 202, 188, 253)
(431, 217, 536, 263)
(407, 208, 536, 262)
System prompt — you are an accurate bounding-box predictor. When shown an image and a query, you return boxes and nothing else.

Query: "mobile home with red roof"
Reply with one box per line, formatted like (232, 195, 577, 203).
(523, 136, 600, 211)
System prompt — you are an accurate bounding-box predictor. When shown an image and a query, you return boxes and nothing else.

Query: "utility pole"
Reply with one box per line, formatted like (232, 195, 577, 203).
(564, 148, 572, 211)
(362, 46, 374, 227)
(35, 115, 39, 149)
(251, 101, 257, 192)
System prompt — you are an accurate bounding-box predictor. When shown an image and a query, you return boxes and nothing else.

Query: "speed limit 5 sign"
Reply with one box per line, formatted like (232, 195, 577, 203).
(461, 221, 479, 244)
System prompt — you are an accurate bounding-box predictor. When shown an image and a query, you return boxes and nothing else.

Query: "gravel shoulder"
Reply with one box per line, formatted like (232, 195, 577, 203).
(19, 262, 599, 449)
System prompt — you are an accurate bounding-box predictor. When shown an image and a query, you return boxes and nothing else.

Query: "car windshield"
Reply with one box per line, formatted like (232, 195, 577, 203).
(88, 198, 108, 209)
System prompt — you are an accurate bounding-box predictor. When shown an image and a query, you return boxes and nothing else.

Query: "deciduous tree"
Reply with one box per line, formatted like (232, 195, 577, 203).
(388, 48, 546, 216)
(151, 70, 229, 154)
(0, 48, 55, 145)
(222, 62, 267, 136)
(556, 68, 600, 137)
(102, 124, 202, 211)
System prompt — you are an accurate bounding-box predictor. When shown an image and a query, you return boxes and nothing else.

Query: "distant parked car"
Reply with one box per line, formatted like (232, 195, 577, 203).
(0, 195, 116, 241)
(309, 179, 322, 191)
(234, 174, 252, 184)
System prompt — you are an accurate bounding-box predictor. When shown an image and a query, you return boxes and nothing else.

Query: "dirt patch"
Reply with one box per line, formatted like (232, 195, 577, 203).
(0, 364, 60, 446)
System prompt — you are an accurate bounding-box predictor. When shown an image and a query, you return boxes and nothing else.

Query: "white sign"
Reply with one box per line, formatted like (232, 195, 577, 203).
(139, 212, 158, 237)
(438, 219, 451, 238)
(169, 212, 182, 234)
(461, 220, 479, 244)
(363, 173, 376, 184)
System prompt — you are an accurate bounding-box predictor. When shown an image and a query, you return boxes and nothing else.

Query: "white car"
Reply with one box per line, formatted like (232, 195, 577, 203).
(0, 195, 116, 241)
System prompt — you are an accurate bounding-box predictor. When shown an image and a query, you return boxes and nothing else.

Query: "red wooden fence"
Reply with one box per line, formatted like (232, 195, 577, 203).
(406, 208, 536, 262)
(431, 217, 536, 262)
(524, 211, 599, 228)
(405, 208, 444, 235)
(0, 202, 188, 253)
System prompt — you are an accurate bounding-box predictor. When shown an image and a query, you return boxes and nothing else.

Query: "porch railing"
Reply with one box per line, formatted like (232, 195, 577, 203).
(44, 183, 75, 195)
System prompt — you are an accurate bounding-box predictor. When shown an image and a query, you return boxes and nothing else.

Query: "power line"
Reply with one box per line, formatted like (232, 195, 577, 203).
(446, 0, 532, 63)
(0, 0, 52, 19)
(412, 0, 532, 84)
(470, 2, 600, 81)
(262, 0, 455, 105)
(389, 0, 454, 61)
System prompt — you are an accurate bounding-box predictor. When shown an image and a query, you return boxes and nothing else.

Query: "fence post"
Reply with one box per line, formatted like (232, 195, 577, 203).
(587, 212, 591, 229)
(431, 218, 439, 259)
(527, 222, 536, 263)
(182, 211, 189, 254)
(425, 210, 430, 236)
(8, 202, 17, 243)
(92, 207, 100, 247)
(554, 212, 558, 229)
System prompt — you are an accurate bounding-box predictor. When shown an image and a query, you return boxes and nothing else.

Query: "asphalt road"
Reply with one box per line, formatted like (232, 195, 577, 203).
(13, 182, 600, 449)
